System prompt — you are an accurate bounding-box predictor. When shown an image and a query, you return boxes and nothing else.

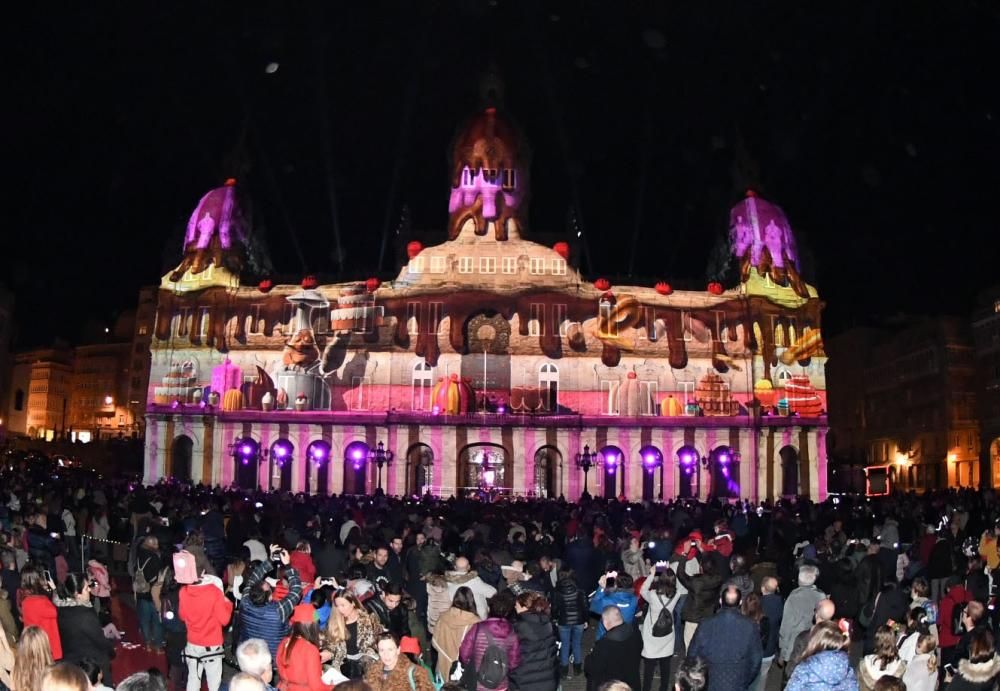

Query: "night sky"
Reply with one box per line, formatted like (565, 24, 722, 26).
(4, 2, 998, 349)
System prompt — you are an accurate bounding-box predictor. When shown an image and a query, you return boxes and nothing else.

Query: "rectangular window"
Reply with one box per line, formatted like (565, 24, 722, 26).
(639, 381, 658, 415)
(529, 304, 544, 337)
(644, 308, 658, 341)
(409, 256, 425, 274)
(681, 381, 696, 413)
(458, 257, 474, 274)
(682, 312, 694, 341)
(137, 325, 148, 336)
(502, 169, 516, 190)
(600, 381, 620, 415)
(351, 376, 371, 410)
(529, 257, 545, 275)
(599, 301, 616, 336)
(554, 304, 568, 337)
(406, 302, 420, 336)
(502, 257, 518, 274)
(430, 256, 447, 274)
(411, 378, 431, 411)
(551, 258, 567, 275)
(198, 308, 210, 337)
(427, 302, 443, 335)
(480, 257, 496, 274)
(175, 307, 192, 337)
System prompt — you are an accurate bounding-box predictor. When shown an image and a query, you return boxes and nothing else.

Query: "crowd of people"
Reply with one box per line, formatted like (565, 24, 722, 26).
(3, 463, 1000, 691)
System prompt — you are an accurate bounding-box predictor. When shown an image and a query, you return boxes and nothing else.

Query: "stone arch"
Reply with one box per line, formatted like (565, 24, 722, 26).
(779, 445, 800, 496)
(709, 446, 740, 499)
(170, 435, 193, 482)
(599, 445, 625, 499)
(405, 443, 434, 496)
(639, 445, 664, 501)
(457, 443, 511, 496)
(307, 440, 332, 495)
(270, 439, 294, 492)
(675, 445, 700, 499)
(343, 441, 370, 495)
(232, 436, 260, 490)
(532, 445, 562, 498)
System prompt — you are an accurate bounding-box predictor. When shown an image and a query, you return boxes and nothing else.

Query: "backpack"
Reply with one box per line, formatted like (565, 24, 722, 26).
(920, 600, 938, 626)
(133, 557, 152, 595)
(651, 593, 674, 637)
(476, 629, 509, 689)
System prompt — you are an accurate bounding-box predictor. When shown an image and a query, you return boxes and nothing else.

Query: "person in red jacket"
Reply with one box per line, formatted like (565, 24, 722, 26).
(19, 564, 61, 660)
(289, 543, 317, 586)
(276, 604, 332, 691)
(180, 568, 233, 691)
(939, 576, 971, 665)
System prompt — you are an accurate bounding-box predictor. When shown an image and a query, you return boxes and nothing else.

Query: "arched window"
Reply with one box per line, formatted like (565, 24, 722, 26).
(171, 435, 193, 482)
(710, 446, 740, 499)
(307, 440, 331, 495)
(599, 445, 625, 499)
(271, 439, 294, 492)
(406, 444, 434, 496)
(539, 363, 559, 413)
(639, 446, 663, 501)
(412, 361, 434, 410)
(676, 445, 699, 499)
(343, 441, 370, 495)
(458, 444, 509, 493)
(779, 445, 799, 496)
(533, 446, 561, 498)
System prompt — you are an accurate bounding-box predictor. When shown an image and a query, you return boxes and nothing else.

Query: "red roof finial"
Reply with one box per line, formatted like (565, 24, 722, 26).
(745, 188, 757, 198)
(485, 107, 496, 116)
(225, 178, 238, 187)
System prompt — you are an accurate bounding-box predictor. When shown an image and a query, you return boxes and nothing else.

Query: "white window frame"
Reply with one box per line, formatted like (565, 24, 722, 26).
(502, 168, 516, 190)
(555, 304, 568, 337)
(427, 302, 443, 335)
(682, 311, 694, 341)
(502, 257, 518, 274)
(529, 304, 544, 337)
(430, 256, 447, 274)
(406, 302, 420, 336)
(551, 258, 567, 275)
(281, 304, 295, 335)
(409, 256, 425, 274)
(138, 325, 148, 336)
(600, 380, 620, 416)
(639, 380, 658, 416)
(599, 300, 617, 337)
(411, 361, 434, 411)
(198, 308, 211, 338)
(480, 257, 496, 274)
(539, 363, 559, 412)
(351, 376, 372, 411)
(680, 381, 696, 414)
(529, 257, 546, 275)
(458, 256, 474, 274)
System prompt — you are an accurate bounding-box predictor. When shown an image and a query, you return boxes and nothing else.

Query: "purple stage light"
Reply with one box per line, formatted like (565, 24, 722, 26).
(719, 453, 729, 464)
(432, 405, 441, 415)
(241, 444, 253, 456)
(497, 405, 506, 414)
(352, 449, 364, 461)
(313, 447, 326, 459)
(171, 400, 180, 409)
(274, 446, 287, 458)
(241, 458, 249, 465)
(353, 462, 361, 470)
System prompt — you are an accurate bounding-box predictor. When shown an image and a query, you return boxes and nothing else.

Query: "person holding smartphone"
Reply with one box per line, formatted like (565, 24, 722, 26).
(589, 571, 638, 640)
(19, 563, 62, 660)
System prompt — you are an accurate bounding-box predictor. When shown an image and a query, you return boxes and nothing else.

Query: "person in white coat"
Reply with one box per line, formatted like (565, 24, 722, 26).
(901, 633, 938, 691)
(639, 563, 680, 691)
(444, 556, 497, 621)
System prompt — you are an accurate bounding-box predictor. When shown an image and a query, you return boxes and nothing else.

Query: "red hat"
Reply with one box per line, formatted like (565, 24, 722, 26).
(689, 530, 703, 541)
(399, 636, 421, 655)
(290, 604, 316, 625)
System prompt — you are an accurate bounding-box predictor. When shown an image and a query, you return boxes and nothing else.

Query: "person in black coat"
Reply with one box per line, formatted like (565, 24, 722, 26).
(688, 586, 762, 691)
(551, 569, 588, 676)
(510, 593, 558, 691)
(863, 582, 908, 654)
(828, 559, 860, 620)
(564, 532, 599, 595)
(55, 573, 115, 683)
(584, 607, 642, 691)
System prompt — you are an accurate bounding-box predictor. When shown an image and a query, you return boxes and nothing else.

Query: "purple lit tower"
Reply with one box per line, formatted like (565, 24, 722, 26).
(729, 190, 807, 297)
(170, 178, 249, 281)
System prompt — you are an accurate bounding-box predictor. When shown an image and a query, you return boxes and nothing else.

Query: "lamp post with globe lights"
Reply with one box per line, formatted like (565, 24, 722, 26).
(575, 444, 599, 497)
(369, 440, 394, 490)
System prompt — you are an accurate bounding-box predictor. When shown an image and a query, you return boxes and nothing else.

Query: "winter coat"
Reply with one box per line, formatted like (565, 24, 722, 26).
(864, 588, 908, 653)
(289, 551, 316, 585)
(945, 654, 1000, 690)
(584, 622, 642, 691)
(761, 592, 783, 658)
(445, 570, 497, 622)
(425, 574, 453, 634)
(676, 564, 724, 624)
(589, 588, 638, 639)
(240, 563, 303, 658)
(551, 578, 587, 627)
(901, 653, 937, 691)
(509, 612, 558, 691)
(780, 585, 827, 662)
(363, 659, 436, 691)
(432, 607, 479, 681)
(638, 574, 679, 659)
(939, 585, 971, 649)
(459, 618, 522, 691)
(830, 577, 860, 620)
(314, 544, 348, 579)
(276, 636, 333, 691)
(564, 539, 599, 594)
(724, 573, 754, 600)
(688, 607, 762, 691)
(56, 599, 115, 681)
(22, 594, 62, 659)
(857, 654, 906, 691)
(928, 538, 955, 579)
(786, 651, 860, 691)
(621, 548, 648, 580)
(179, 580, 233, 647)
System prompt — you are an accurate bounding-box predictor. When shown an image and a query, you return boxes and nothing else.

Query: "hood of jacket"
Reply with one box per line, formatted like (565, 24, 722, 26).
(425, 573, 449, 587)
(859, 655, 906, 686)
(957, 655, 1000, 684)
(445, 570, 480, 585)
(53, 596, 92, 609)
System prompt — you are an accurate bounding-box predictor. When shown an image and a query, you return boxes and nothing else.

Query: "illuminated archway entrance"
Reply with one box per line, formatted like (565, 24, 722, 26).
(170, 435, 193, 482)
(457, 444, 511, 496)
(343, 441, 370, 495)
(233, 437, 260, 490)
(599, 446, 625, 499)
(307, 440, 331, 494)
(406, 444, 434, 496)
(639, 446, 663, 501)
(710, 446, 740, 499)
(779, 445, 799, 496)
(533, 446, 561, 498)
(676, 445, 699, 499)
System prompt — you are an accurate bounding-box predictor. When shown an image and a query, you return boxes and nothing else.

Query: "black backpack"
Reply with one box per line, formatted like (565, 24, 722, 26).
(651, 593, 674, 637)
(476, 630, 509, 689)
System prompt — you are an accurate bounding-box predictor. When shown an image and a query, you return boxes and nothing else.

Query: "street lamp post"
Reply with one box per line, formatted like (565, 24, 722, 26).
(575, 444, 598, 497)
(369, 440, 394, 490)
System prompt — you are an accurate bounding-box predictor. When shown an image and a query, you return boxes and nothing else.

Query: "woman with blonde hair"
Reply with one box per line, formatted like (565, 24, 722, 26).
(39, 662, 90, 691)
(858, 626, 906, 691)
(322, 605, 349, 674)
(900, 633, 937, 691)
(785, 620, 859, 691)
(12, 626, 54, 691)
(333, 592, 380, 679)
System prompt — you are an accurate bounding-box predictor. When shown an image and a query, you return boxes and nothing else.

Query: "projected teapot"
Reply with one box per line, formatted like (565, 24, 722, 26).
(273, 289, 331, 411)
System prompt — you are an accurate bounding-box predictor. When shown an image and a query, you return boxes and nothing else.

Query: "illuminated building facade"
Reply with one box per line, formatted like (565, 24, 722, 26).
(143, 107, 829, 501)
